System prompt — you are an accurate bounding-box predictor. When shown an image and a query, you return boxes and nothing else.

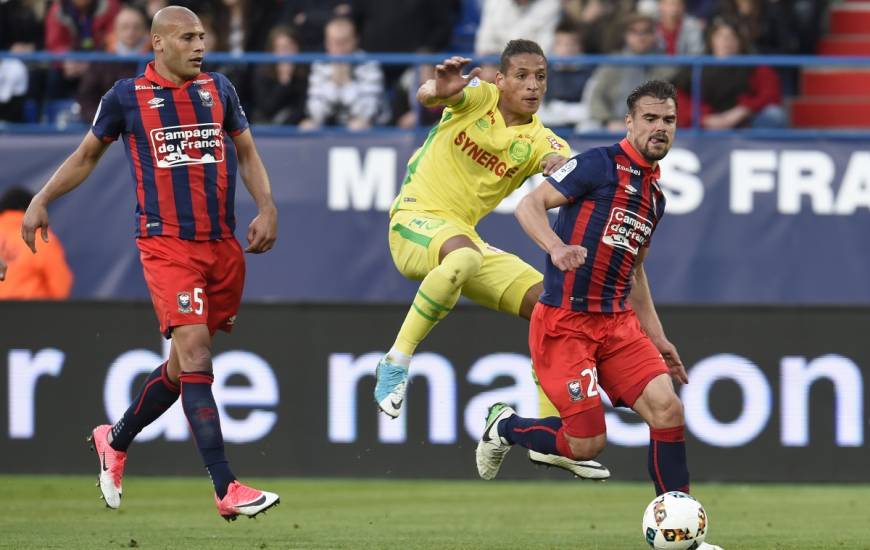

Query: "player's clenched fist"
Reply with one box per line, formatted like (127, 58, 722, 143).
(548, 242, 587, 272)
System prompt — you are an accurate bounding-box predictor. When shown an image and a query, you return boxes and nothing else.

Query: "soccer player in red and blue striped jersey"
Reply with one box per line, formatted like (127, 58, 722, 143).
(476, 81, 720, 549)
(21, 6, 279, 521)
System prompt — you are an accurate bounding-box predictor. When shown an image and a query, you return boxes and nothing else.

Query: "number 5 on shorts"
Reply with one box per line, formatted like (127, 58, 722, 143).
(194, 287, 204, 315)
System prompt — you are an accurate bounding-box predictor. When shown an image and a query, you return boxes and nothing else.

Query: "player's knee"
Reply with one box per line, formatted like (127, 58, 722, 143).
(180, 345, 213, 373)
(567, 434, 606, 460)
(439, 247, 483, 288)
(649, 394, 684, 429)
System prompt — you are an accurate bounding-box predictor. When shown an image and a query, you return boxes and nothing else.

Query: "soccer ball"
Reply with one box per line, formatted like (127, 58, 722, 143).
(642, 491, 708, 549)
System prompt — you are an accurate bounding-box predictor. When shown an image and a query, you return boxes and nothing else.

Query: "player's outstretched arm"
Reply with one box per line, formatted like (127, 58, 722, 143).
(417, 56, 482, 108)
(21, 132, 111, 253)
(516, 180, 587, 272)
(232, 129, 277, 254)
(629, 249, 687, 384)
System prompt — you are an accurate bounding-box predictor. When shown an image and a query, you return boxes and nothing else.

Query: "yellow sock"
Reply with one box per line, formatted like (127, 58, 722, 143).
(392, 247, 483, 356)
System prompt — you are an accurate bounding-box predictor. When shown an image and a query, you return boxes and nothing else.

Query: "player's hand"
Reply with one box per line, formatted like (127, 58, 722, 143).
(540, 155, 567, 176)
(655, 338, 688, 385)
(434, 56, 481, 99)
(548, 242, 587, 272)
(21, 199, 50, 254)
(246, 205, 277, 253)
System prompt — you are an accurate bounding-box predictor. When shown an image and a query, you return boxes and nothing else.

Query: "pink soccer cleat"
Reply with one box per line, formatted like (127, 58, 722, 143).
(87, 424, 127, 509)
(214, 480, 280, 521)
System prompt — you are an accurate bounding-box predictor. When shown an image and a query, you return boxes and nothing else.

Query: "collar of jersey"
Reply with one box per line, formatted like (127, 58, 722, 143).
(145, 61, 202, 89)
(618, 138, 661, 178)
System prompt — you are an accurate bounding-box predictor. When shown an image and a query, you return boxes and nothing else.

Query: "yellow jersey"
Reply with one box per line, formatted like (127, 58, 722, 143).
(392, 79, 571, 227)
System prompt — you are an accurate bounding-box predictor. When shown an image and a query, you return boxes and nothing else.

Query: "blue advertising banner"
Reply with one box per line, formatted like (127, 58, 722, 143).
(1, 132, 868, 303)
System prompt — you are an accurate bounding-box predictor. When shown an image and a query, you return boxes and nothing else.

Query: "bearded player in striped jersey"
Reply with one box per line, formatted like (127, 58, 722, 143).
(374, 39, 609, 480)
(476, 80, 722, 550)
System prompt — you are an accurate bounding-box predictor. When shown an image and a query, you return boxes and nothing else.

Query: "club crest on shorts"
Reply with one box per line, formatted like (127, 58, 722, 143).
(567, 379, 584, 401)
(197, 87, 214, 107)
(177, 291, 193, 313)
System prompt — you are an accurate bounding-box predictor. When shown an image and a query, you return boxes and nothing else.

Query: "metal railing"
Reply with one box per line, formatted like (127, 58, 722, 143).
(1, 51, 869, 138)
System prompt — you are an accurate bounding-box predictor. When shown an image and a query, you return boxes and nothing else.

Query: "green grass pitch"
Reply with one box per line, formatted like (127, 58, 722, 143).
(1, 476, 868, 549)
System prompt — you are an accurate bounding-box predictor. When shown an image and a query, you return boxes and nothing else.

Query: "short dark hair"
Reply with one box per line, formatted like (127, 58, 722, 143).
(626, 80, 678, 114)
(0, 187, 33, 213)
(499, 39, 547, 74)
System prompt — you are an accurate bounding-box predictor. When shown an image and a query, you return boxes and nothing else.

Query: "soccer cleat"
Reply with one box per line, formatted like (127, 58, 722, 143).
(528, 450, 611, 480)
(215, 480, 280, 521)
(374, 357, 409, 418)
(475, 402, 515, 480)
(697, 544, 724, 550)
(87, 424, 127, 509)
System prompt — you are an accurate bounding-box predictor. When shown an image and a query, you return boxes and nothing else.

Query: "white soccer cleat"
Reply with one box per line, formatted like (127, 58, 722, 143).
(475, 402, 515, 480)
(528, 450, 611, 480)
(697, 543, 724, 550)
(374, 357, 409, 419)
(87, 424, 127, 509)
(215, 480, 280, 521)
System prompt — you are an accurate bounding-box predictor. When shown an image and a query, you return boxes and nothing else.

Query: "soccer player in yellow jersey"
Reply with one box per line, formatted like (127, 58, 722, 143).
(374, 40, 610, 480)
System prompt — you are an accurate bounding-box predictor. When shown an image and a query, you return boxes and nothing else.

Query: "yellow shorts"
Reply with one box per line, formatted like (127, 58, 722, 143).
(388, 210, 542, 315)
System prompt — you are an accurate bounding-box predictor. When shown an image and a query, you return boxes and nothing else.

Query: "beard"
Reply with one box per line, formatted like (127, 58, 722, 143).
(641, 137, 670, 161)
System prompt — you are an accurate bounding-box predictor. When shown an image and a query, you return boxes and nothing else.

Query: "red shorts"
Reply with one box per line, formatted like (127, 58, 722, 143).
(529, 302, 668, 437)
(137, 236, 245, 338)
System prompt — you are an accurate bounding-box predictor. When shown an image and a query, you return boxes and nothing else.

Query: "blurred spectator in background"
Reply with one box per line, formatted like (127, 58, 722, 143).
(715, 0, 799, 55)
(475, 0, 560, 56)
(392, 62, 443, 129)
(300, 16, 385, 131)
(0, 0, 43, 121)
(44, 0, 122, 99)
(77, 5, 150, 121)
(561, 0, 635, 53)
(672, 17, 785, 129)
(252, 25, 308, 125)
(280, 0, 352, 51)
(353, 0, 456, 92)
(537, 20, 595, 128)
(0, 187, 73, 300)
(585, 13, 673, 131)
(654, 0, 705, 55)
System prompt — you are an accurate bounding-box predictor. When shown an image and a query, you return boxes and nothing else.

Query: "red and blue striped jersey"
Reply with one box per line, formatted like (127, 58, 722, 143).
(540, 138, 667, 313)
(91, 62, 249, 240)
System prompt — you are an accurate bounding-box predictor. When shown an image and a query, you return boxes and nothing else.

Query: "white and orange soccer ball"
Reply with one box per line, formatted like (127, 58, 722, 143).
(642, 491, 709, 550)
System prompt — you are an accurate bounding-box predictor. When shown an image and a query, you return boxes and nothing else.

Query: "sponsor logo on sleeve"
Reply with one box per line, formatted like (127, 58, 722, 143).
(550, 158, 577, 182)
(149, 123, 224, 168)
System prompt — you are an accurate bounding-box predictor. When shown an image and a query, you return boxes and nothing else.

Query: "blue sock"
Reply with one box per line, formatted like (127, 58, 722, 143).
(498, 415, 562, 455)
(110, 362, 179, 452)
(179, 371, 236, 499)
(648, 426, 690, 495)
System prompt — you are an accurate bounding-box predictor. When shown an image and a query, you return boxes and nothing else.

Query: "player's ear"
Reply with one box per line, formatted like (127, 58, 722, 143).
(152, 33, 162, 52)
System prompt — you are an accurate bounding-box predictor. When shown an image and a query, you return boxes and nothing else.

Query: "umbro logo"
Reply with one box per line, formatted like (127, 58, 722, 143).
(390, 398, 403, 410)
(148, 97, 165, 109)
(625, 184, 638, 195)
